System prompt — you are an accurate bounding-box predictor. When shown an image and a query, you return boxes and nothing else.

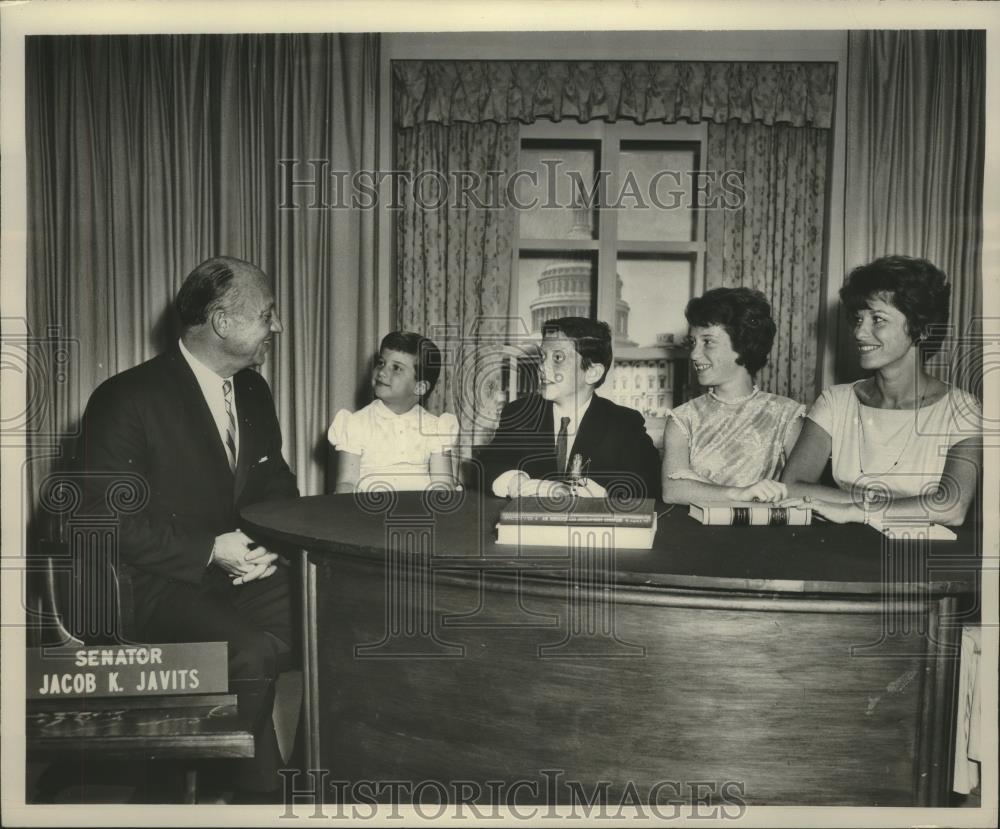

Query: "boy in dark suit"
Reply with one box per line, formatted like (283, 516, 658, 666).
(479, 317, 661, 501)
(80, 256, 297, 801)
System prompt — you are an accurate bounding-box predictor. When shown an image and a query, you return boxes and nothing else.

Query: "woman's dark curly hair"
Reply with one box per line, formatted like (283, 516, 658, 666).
(839, 256, 950, 360)
(685, 287, 776, 376)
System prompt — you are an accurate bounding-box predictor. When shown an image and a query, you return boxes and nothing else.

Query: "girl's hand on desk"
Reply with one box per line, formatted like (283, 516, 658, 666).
(734, 479, 787, 503)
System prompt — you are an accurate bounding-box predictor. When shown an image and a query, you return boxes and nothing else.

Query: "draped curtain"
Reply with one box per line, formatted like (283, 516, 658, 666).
(394, 60, 834, 406)
(843, 30, 984, 389)
(26, 34, 380, 512)
(394, 60, 834, 128)
(704, 122, 828, 402)
(395, 122, 519, 450)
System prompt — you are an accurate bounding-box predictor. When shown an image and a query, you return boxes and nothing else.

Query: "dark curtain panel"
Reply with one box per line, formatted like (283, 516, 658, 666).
(26, 34, 380, 512)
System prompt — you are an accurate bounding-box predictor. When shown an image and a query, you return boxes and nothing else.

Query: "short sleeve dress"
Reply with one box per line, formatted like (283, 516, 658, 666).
(807, 381, 982, 497)
(666, 390, 805, 486)
(327, 399, 459, 492)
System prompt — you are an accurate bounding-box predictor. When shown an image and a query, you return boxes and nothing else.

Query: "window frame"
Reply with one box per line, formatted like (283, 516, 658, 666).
(508, 120, 708, 406)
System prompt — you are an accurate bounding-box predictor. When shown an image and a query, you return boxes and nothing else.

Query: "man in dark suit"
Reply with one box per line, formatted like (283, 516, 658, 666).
(81, 256, 298, 801)
(478, 317, 661, 501)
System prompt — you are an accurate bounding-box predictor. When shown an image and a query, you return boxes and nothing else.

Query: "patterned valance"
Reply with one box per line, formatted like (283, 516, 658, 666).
(394, 60, 836, 129)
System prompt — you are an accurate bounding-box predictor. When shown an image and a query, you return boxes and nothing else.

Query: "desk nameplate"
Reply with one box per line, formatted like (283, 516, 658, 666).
(26, 642, 228, 699)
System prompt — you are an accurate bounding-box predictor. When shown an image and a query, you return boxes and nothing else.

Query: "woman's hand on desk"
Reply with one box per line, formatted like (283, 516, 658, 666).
(779, 497, 863, 525)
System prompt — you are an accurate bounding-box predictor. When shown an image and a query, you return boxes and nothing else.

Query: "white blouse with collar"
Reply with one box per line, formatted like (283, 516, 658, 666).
(328, 399, 459, 492)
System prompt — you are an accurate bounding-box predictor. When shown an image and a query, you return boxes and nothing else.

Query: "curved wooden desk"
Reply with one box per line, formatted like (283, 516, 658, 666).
(243, 492, 978, 807)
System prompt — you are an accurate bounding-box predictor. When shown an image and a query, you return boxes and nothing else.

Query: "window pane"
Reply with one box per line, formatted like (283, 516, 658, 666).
(613, 254, 692, 346)
(598, 254, 694, 448)
(617, 142, 698, 242)
(515, 252, 597, 340)
(518, 142, 598, 240)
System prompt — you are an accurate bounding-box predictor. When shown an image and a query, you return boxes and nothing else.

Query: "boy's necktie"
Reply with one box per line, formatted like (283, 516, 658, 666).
(556, 416, 571, 473)
(222, 379, 237, 471)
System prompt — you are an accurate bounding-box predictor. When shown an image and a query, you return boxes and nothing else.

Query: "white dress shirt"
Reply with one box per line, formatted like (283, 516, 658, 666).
(178, 338, 240, 463)
(491, 395, 593, 497)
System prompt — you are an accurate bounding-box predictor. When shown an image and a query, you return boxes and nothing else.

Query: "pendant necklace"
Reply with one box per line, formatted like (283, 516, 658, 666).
(856, 386, 929, 476)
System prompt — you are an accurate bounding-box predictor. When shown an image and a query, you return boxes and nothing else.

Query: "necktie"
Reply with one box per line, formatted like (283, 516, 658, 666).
(556, 416, 571, 474)
(222, 379, 237, 472)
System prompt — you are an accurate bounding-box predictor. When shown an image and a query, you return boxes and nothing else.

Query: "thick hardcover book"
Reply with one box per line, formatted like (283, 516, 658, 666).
(688, 501, 812, 526)
(496, 521, 656, 549)
(27, 642, 229, 700)
(498, 497, 655, 527)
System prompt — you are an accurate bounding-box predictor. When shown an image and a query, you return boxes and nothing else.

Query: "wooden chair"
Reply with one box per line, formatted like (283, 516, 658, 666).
(26, 543, 254, 804)
(27, 539, 130, 648)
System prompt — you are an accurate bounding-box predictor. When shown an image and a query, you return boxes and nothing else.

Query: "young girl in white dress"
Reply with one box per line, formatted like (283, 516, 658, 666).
(328, 331, 459, 493)
(661, 287, 804, 505)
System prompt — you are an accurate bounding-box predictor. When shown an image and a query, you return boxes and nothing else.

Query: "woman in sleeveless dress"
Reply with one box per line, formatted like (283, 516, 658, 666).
(782, 255, 981, 527)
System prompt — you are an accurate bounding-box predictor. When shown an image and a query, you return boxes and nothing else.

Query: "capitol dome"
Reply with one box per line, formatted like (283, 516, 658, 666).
(528, 265, 635, 348)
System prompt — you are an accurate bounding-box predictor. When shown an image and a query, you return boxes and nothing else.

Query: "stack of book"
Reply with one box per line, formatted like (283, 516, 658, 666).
(688, 501, 812, 526)
(496, 497, 657, 549)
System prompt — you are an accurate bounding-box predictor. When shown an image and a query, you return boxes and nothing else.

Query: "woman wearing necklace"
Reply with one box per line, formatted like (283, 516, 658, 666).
(661, 287, 805, 505)
(782, 255, 982, 526)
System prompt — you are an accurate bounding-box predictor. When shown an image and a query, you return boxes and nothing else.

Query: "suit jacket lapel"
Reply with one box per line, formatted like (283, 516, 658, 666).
(569, 395, 607, 472)
(165, 348, 236, 495)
